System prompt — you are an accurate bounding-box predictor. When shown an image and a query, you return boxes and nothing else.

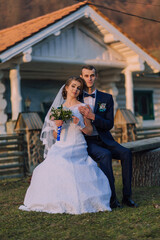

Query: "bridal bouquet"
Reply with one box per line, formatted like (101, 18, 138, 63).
(49, 105, 72, 141)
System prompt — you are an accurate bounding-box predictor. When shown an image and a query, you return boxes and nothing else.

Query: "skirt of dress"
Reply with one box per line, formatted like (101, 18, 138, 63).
(19, 144, 111, 214)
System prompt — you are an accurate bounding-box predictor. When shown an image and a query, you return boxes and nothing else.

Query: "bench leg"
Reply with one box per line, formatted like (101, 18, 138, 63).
(132, 149, 160, 187)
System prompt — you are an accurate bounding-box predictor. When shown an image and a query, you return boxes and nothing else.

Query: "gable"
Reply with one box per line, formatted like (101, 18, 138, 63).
(32, 24, 125, 65)
(32, 25, 108, 61)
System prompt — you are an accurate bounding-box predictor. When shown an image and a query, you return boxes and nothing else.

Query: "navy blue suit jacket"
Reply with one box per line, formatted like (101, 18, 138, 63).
(81, 90, 118, 147)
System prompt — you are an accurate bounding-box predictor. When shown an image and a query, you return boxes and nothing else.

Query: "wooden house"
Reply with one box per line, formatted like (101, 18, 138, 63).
(0, 1, 160, 134)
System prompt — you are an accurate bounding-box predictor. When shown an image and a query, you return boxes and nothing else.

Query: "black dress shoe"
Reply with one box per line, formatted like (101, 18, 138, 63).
(122, 197, 138, 207)
(110, 198, 123, 209)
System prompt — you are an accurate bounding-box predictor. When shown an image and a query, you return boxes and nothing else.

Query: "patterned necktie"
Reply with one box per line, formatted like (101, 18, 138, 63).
(84, 92, 95, 98)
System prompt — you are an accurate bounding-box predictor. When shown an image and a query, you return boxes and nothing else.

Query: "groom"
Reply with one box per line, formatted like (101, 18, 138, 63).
(79, 65, 138, 209)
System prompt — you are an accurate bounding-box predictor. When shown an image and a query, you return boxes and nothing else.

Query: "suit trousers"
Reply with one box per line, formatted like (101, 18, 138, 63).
(85, 136, 132, 200)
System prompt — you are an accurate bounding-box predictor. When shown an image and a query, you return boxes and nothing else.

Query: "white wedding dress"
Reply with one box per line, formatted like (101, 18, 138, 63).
(19, 104, 111, 214)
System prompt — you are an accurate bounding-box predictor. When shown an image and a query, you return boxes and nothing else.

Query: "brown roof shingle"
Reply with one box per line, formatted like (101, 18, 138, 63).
(0, 1, 87, 53)
(0, 0, 159, 65)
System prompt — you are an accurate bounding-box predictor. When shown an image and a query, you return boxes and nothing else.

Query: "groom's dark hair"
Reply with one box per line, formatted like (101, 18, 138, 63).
(81, 65, 97, 75)
(62, 76, 84, 99)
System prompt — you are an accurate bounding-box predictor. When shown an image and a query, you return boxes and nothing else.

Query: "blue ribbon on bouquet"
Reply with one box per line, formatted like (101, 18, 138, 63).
(57, 126, 62, 141)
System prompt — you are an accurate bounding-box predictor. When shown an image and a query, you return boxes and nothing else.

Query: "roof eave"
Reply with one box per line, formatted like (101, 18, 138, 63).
(87, 5, 160, 71)
(0, 3, 160, 72)
(0, 5, 89, 63)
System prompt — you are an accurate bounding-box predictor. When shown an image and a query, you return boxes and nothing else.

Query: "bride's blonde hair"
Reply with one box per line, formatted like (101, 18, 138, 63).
(62, 76, 84, 99)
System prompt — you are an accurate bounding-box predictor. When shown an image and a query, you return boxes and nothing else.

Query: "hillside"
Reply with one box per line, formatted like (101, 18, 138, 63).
(0, 0, 160, 56)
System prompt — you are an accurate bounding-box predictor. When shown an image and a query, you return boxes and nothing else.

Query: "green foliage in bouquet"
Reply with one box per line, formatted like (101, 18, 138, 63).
(49, 105, 72, 122)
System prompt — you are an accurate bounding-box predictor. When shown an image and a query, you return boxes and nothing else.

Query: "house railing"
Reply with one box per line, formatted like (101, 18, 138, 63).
(1, 124, 160, 179)
(0, 133, 27, 179)
(111, 125, 160, 143)
(136, 126, 160, 140)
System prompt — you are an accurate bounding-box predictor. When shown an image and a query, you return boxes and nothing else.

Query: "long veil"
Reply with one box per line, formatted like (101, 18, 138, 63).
(40, 85, 65, 158)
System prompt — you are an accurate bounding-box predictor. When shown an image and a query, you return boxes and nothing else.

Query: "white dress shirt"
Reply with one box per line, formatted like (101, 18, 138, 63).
(83, 90, 98, 136)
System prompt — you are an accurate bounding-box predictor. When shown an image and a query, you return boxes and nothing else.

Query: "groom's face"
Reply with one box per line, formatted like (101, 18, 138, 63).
(80, 69, 96, 89)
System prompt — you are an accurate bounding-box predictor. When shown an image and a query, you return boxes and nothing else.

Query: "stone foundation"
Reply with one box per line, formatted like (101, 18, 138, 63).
(26, 130, 44, 173)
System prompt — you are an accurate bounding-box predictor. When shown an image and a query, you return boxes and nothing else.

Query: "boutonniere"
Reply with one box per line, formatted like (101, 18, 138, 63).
(98, 102, 107, 112)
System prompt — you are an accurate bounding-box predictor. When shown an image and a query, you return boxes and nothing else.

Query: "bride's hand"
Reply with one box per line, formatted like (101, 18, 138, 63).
(72, 116, 79, 125)
(54, 120, 63, 127)
(53, 130, 57, 139)
(78, 105, 95, 121)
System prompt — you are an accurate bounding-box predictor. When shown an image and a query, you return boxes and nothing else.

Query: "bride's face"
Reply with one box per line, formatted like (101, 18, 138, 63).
(65, 80, 82, 99)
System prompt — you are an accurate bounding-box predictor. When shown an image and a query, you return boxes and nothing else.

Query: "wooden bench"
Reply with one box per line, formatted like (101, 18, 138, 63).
(121, 137, 160, 187)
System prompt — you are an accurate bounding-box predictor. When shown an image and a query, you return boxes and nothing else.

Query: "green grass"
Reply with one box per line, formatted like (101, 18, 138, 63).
(0, 164, 160, 240)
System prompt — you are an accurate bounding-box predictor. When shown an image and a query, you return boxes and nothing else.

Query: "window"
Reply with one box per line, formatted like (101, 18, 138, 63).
(134, 90, 154, 120)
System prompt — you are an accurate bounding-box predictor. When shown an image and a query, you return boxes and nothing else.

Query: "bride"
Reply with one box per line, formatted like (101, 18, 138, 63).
(19, 76, 111, 214)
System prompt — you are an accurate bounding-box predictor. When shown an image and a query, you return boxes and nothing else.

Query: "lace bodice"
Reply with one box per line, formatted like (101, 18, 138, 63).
(54, 104, 86, 146)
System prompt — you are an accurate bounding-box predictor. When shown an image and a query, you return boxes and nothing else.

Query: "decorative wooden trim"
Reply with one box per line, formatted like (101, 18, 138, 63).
(87, 7, 160, 71)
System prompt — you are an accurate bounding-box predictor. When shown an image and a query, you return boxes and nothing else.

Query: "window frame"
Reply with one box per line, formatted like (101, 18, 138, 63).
(134, 90, 154, 120)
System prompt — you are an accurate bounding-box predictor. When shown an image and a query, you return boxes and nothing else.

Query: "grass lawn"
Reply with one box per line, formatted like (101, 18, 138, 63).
(0, 164, 160, 240)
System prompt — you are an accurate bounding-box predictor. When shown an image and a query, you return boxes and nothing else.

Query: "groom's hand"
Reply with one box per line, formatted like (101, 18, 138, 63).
(78, 105, 95, 121)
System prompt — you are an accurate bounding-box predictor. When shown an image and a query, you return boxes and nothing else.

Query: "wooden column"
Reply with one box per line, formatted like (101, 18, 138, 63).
(0, 71, 7, 134)
(124, 68, 134, 113)
(9, 65, 22, 120)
